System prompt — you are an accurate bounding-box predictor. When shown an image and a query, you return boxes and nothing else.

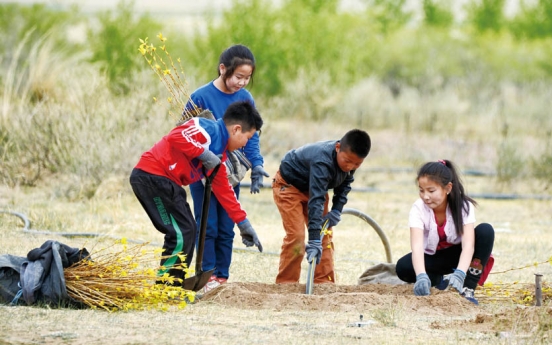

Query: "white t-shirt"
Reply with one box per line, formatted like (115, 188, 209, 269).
(408, 198, 476, 255)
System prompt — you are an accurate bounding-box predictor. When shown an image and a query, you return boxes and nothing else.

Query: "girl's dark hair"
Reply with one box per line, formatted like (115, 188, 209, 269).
(218, 44, 255, 86)
(417, 160, 477, 236)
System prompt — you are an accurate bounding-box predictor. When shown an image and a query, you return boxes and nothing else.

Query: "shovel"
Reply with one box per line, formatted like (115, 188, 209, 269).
(182, 163, 221, 291)
(305, 219, 329, 295)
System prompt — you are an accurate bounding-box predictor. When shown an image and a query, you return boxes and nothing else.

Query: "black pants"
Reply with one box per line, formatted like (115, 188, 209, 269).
(395, 223, 495, 289)
(129, 168, 197, 284)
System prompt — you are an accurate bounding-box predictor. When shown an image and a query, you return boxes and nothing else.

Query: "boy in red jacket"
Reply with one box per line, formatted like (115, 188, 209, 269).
(130, 101, 263, 284)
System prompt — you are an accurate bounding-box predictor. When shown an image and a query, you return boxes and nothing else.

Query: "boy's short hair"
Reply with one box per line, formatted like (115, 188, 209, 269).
(223, 101, 263, 133)
(340, 129, 371, 158)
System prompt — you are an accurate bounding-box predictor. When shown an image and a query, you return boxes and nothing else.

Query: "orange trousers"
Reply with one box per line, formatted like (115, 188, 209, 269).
(273, 170, 335, 284)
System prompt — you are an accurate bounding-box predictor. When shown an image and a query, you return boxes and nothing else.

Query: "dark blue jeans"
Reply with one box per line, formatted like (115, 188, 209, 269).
(190, 181, 240, 280)
(395, 223, 495, 289)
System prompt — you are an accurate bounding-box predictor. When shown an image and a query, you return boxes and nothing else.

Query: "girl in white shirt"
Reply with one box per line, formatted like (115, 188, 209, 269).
(395, 159, 495, 305)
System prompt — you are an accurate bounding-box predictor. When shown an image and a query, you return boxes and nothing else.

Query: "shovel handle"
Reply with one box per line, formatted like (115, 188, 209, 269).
(195, 164, 222, 272)
(305, 219, 329, 295)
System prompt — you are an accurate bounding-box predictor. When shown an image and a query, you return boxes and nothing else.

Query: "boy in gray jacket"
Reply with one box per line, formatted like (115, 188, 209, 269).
(272, 129, 371, 284)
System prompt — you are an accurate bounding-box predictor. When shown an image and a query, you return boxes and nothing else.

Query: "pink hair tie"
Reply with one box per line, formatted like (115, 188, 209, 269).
(438, 159, 446, 166)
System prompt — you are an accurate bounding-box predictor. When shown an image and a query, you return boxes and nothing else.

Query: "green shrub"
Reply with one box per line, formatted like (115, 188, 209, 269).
(509, 0, 552, 39)
(181, 0, 380, 97)
(88, 1, 161, 94)
(368, 0, 412, 34)
(0, 3, 83, 92)
(422, 0, 454, 28)
(465, 0, 505, 33)
(0, 3, 81, 55)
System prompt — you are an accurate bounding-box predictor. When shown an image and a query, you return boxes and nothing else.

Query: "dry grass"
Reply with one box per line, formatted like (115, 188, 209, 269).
(1, 163, 551, 344)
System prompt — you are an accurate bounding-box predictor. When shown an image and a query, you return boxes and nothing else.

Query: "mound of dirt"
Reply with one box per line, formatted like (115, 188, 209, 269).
(200, 282, 479, 315)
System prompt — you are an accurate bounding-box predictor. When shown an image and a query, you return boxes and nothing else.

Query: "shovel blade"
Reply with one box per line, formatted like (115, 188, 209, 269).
(182, 268, 216, 292)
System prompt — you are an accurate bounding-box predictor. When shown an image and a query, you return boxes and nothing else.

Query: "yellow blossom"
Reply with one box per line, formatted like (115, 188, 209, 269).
(157, 33, 167, 42)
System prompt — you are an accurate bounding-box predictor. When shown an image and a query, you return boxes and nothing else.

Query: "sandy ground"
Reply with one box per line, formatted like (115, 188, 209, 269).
(1, 281, 549, 344)
(1, 159, 551, 344)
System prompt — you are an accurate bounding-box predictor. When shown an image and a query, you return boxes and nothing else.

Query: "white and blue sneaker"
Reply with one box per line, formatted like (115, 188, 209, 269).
(461, 287, 479, 305)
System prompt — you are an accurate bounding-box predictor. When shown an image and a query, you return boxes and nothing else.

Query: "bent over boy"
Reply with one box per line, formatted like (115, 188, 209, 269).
(273, 129, 371, 284)
(130, 101, 263, 284)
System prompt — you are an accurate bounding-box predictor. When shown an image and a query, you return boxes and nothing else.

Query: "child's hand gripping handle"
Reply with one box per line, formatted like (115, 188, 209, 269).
(305, 220, 329, 295)
(306, 219, 329, 264)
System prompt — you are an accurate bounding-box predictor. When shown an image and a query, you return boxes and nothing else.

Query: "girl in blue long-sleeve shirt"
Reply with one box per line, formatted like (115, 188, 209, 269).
(185, 45, 267, 294)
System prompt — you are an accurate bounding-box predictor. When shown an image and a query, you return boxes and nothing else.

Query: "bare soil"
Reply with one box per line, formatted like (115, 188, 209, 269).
(201, 282, 476, 314)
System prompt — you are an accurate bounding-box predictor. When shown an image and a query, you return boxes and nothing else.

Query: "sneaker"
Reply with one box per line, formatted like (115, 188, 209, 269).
(215, 277, 228, 285)
(200, 276, 227, 296)
(461, 287, 479, 305)
(435, 274, 450, 291)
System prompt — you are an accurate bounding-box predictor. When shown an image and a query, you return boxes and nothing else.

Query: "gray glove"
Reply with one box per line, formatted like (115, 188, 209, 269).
(413, 273, 431, 296)
(198, 150, 221, 170)
(305, 240, 323, 264)
(237, 219, 263, 252)
(250, 165, 269, 194)
(447, 269, 466, 292)
(322, 209, 341, 228)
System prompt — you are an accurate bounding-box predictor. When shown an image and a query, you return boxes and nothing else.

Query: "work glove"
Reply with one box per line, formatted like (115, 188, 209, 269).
(198, 150, 221, 171)
(413, 273, 431, 296)
(250, 165, 270, 194)
(305, 240, 323, 265)
(322, 209, 341, 228)
(237, 219, 263, 252)
(447, 269, 466, 292)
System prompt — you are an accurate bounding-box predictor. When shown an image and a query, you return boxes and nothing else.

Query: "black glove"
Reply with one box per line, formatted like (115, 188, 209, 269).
(305, 240, 323, 264)
(250, 165, 269, 194)
(237, 219, 263, 252)
(322, 210, 341, 228)
(413, 273, 431, 296)
(198, 150, 221, 170)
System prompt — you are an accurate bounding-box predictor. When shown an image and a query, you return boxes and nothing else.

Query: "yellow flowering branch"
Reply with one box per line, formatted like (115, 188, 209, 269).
(138, 34, 200, 121)
(490, 256, 552, 275)
(64, 240, 195, 312)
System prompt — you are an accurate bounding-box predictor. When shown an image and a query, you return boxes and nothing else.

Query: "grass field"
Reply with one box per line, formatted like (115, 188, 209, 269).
(1, 151, 551, 344)
(1, 2, 552, 343)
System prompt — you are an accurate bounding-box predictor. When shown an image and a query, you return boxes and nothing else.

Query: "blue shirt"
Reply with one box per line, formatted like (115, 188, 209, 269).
(187, 81, 264, 168)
